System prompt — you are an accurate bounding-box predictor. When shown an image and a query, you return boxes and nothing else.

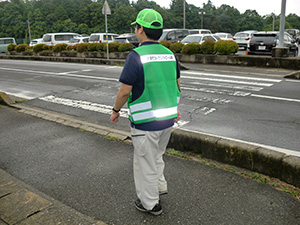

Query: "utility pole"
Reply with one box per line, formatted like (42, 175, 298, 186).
(183, 0, 186, 29)
(199, 11, 205, 29)
(27, 20, 31, 44)
(102, 0, 111, 60)
(279, 0, 286, 47)
(272, 13, 275, 31)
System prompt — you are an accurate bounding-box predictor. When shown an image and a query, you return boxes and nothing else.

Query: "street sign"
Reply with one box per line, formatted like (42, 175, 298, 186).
(102, 0, 111, 15)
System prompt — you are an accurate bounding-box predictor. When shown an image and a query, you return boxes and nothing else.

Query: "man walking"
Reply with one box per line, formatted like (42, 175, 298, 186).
(110, 8, 181, 216)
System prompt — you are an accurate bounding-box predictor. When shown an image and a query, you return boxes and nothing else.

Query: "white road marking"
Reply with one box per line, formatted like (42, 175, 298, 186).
(39, 95, 190, 127)
(285, 79, 300, 83)
(188, 81, 264, 91)
(181, 75, 274, 87)
(0, 67, 119, 82)
(181, 86, 251, 97)
(182, 71, 282, 82)
(251, 94, 300, 103)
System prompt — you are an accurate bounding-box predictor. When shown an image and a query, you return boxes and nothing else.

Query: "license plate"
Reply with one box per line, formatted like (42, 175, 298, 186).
(258, 46, 266, 50)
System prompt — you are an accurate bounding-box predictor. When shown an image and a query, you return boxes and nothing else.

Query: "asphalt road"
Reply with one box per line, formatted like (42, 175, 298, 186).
(1, 106, 300, 224)
(1, 59, 299, 153)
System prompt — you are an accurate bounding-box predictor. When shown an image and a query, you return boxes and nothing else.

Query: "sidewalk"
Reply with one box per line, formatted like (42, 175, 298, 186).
(0, 103, 300, 224)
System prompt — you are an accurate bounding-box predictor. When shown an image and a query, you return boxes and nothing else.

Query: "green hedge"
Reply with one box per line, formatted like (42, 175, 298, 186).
(200, 39, 215, 54)
(182, 43, 201, 55)
(214, 40, 239, 55)
(7, 44, 16, 52)
(9, 41, 239, 55)
(33, 44, 46, 53)
(160, 40, 172, 49)
(15, 44, 29, 52)
(170, 42, 184, 53)
(118, 43, 134, 52)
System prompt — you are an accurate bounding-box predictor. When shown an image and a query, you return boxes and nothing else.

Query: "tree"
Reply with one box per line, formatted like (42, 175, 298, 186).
(240, 10, 263, 31)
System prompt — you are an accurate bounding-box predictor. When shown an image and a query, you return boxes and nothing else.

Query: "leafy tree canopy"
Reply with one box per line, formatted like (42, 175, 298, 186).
(0, 0, 299, 43)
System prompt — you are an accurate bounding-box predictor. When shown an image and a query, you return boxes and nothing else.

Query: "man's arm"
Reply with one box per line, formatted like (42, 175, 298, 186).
(110, 83, 132, 124)
(175, 78, 181, 123)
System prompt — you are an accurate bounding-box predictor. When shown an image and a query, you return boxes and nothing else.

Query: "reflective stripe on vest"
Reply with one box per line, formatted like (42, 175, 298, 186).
(129, 97, 180, 113)
(140, 54, 176, 64)
(131, 106, 178, 122)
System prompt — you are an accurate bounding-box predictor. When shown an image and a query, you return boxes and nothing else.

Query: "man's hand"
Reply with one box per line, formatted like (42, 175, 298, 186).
(174, 110, 181, 123)
(110, 112, 120, 124)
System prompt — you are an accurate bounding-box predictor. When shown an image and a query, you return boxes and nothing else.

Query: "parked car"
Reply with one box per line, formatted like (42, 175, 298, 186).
(114, 33, 139, 47)
(214, 32, 233, 40)
(68, 36, 90, 45)
(189, 29, 212, 34)
(181, 34, 220, 45)
(247, 31, 299, 57)
(159, 29, 189, 43)
(233, 30, 257, 49)
(0, 37, 16, 53)
(41, 33, 80, 45)
(285, 29, 300, 44)
(29, 38, 43, 47)
(89, 33, 118, 43)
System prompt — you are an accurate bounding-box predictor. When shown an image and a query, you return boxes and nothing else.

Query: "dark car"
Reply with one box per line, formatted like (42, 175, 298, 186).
(114, 33, 139, 47)
(159, 29, 189, 43)
(285, 29, 300, 44)
(247, 31, 299, 57)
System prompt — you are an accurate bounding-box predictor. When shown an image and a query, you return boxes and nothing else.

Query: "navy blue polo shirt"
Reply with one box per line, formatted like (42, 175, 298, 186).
(119, 41, 180, 131)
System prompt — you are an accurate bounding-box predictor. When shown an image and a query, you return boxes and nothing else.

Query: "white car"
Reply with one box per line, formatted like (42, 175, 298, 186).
(41, 33, 81, 45)
(189, 29, 212, 34)
(89, 33, 118, 43)
(29, 38, 43, 47)
(214, 32, 233, 41)
(181, 34, 220, 45)
(233, 30, 257, 49)
(68, 36, 90, 45)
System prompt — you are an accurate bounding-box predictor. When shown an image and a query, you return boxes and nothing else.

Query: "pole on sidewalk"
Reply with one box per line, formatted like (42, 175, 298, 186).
(102, 0, 111, 60)
(279, 0, 286, 47)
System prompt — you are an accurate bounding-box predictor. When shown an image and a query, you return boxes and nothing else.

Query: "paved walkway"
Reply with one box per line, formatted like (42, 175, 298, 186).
(0, 105, 300, 225)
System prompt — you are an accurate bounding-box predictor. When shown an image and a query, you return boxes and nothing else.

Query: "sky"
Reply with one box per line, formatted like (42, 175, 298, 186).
(148, 0, 300, 16)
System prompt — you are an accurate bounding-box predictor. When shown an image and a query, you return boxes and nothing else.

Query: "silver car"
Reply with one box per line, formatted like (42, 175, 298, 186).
(233, 30, 257, 49)
(181, 34, 220, 45)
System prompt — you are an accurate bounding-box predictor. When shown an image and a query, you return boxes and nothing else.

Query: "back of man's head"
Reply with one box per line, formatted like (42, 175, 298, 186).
(131, 9, 163, 40)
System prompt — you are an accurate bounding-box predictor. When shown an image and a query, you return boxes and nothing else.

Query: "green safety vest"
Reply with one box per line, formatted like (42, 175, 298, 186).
(127, 44, 180, 124)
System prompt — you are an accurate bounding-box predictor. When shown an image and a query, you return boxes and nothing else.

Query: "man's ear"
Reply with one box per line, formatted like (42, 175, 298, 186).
(137, 26, 144, 34)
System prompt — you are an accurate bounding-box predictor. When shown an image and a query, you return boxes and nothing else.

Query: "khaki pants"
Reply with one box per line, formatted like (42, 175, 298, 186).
(131, 126, 172, 210)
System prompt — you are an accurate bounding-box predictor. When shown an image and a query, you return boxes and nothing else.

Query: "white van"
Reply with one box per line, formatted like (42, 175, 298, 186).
(0, 37, 16, 53)
(189, 29, 212, 35)
(41, 33, 80, 45)
(89, 33, 119, 43)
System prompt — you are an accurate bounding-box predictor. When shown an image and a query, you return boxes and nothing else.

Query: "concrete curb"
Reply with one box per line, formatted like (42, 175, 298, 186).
(284, 70, 300, 79)
(0, 168, 106, 225)
(168, 129, 300, 188)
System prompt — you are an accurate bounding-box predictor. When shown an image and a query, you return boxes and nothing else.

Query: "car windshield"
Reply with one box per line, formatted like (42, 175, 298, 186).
(285, 30, 295, 35)
(254, 33, 277, 37)
(90, 35, 100, 42)
(55, 35, 77, 41)
(69, 39, 80, 43)
(0, 39, 14, 44)
(114, 38, 127, 43)
(159, 31, 169, 40)
(217, 34, 226, 38)
(235, 33, 249, 38)
(182, 36, 202, 43)
(213, 35, 221, 40)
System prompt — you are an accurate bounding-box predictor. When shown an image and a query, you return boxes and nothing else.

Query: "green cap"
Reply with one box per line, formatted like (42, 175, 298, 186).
(131, 8, 163, 29)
